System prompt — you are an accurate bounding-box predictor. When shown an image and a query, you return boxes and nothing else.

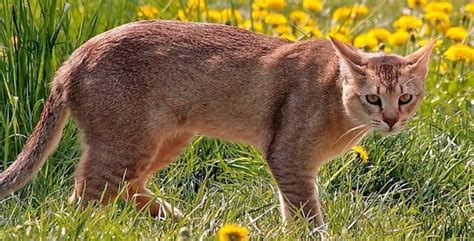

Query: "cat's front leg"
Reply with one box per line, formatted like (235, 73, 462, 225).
(276, 179, 324, 228)
(266, 138, 325, 229)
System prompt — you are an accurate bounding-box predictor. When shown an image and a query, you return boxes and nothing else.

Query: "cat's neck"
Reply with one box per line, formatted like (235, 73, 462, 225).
(321, 58, 369, 159)
(265, 39, 367, 143)
(326, 57, 359, 130)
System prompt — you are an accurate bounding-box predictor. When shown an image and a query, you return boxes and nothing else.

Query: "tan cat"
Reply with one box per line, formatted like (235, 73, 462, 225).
(0, 20, 435, 228)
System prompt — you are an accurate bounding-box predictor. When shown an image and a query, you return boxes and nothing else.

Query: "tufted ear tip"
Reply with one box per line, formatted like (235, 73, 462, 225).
(405, 39, 437, 64)
(328, 36, 339, 45)
(329, 36, 368, 66)
(404, 39, 438, 79)
(329, 36, 369, 79)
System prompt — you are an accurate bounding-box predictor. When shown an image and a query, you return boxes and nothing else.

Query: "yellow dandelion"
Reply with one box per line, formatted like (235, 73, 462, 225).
(290, 11, 316, 27)
(424, 11, 450, 32)
(444, 44, 474, 62)
(389, 30, 409, 46)
(303, 26, 322, 38)
(425, 2, 453, 14)
(206, 10, 222, 22)
(252, 10, 268, 21)
(465, 3, 474, 19)
(421, 24, 431, 36)
(354, 33, 379, 50)
(290, 10, 309, 24)
(305, 18, 316, 27)
(252, 0, 268, 11)
(275, 25, 292, 34)
(329, 25, 350, 36)
(369, 27, 391, 42)
(187, 0, 206, 11)
(383, 46, 392, 53)
(239, 20, 264, 33)
(352, 146, 369, 163)
(328, 32, 350, 44)
(264, 13, 288, 26)
(465, 3, 474, 14)
(393, 15, 423, 31)
(303, 0, 323, 13)
(178, 9, 187, 21)
(217, 224, 249, 241)
(221, 9, 243, 23)
(238, 21, 247, 29)
(332, 5, 368, 21)
(407, 0, 428, 9)
(267, 0, 285, 10)
(351, 5, 368, 17)
(418, 39, 443, 47)
(332, 7, 352, 21)
(254, 21, 264, 33)
(446, 26, 468, 42)
(292, 18, 317, 28)
(137, 5, 159, 19)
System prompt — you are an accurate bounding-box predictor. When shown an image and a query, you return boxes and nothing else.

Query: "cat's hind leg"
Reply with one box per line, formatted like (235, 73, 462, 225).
(125, 176, 184, 220)
(70, 132, 159, 209)
(124, 131, 194, 219)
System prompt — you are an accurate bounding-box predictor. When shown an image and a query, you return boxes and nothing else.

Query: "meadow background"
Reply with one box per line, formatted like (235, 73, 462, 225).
(0, 0, 472, 239)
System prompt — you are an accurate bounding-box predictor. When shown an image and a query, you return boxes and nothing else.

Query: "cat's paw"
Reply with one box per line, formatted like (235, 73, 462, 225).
(149, 198, 186, 221)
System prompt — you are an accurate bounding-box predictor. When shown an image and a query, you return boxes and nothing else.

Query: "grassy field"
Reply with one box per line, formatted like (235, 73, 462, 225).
(0, 0, 472, 239)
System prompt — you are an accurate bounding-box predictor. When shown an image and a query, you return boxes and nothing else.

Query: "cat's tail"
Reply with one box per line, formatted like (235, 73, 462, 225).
(0, 84, 69, 199)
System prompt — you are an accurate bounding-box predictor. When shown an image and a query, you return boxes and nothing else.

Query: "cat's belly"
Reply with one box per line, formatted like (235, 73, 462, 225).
(186, 120, 269, 154)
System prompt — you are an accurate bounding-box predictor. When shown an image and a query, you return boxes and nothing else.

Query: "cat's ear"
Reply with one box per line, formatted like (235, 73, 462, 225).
(404, 39, 437, 78)
(329, 36, 368, 78)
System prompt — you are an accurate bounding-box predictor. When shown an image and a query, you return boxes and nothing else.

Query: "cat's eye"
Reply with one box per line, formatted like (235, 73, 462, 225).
(399, 94, 413, 105)
(365, 94, 381, 106)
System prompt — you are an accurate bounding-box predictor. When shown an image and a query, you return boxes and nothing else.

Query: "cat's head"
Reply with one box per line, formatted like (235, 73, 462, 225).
(330, 37, 436, 135)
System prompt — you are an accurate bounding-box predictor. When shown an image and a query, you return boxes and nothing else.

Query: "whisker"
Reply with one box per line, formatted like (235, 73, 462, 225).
(342, 127, 369, 151)
(334, 124, 367, 144)
(370, 120, 381, 128)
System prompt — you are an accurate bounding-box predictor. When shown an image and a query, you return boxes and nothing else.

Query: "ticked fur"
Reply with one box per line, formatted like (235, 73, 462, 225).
(0, 20, 435, 227)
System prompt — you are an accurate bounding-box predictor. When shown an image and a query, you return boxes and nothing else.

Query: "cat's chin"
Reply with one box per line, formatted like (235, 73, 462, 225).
(379, 131, 392, 137)
(378, 128, 402, 137)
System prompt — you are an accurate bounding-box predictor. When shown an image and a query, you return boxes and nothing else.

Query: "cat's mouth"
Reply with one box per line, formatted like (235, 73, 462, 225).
(370, 119, 406, 136)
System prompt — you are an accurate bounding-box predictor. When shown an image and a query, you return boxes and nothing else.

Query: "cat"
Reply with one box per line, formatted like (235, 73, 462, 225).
(0, 20, 435, 228)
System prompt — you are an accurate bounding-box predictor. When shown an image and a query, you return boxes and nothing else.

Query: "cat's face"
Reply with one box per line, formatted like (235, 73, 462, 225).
(331, 38, 436, 135)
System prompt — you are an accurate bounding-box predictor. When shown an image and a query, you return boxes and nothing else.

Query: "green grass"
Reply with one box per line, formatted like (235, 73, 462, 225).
(0, 0, 472, 239)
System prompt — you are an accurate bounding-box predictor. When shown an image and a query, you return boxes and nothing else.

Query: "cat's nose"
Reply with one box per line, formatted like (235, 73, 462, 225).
(383, 116, 398, 128)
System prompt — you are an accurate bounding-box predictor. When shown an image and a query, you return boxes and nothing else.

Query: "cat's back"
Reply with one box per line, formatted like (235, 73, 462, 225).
(77, 20, 286, 65)
(57, 20, 288, 87)
(109, 19, 282, 44)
